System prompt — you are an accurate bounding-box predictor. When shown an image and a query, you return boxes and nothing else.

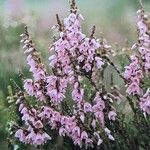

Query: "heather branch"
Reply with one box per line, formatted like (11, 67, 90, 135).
(102, 56, 140, 116)
(102, 55, 125, 81)
(139, 0, 144, 9)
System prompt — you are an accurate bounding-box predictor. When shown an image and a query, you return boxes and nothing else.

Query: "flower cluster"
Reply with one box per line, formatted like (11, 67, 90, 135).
(124, 55, 143, 95)
(46, 76, 67, 103)
(15, 94, 51, 146)
(124, 8, 150, 115)
(49, 1, 104, 83)
(21, 28, 47, 101)
(39, 106, 93, 148)
(136, 9, 150, 73)
(14, 0, 117, 149)
(140, 89, 150, 115)
(15, 129, 51, 146)
(92, 92, 105, 126)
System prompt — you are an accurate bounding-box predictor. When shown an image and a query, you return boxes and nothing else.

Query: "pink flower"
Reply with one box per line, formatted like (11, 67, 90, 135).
(15, 129, 25, 142)
(108, 110, 117, 121)
(33, 120, 44, 129)
(15, 1, 120, 148)
(33, 67, 46, 81)
(73, 138, 82, 147)
(43, 133, 51, 141)
(20, 107, 28, 114)
(93, 97, 105, 112)
(81, 131, 88, 140)
(72, 83, 84, 102)
(145, 62, 150, 70)
(91, 119, 96, 128)
(77, 55, 84, 62)
(48, 89, 57, 100)
(38, 107, 52, 119)
(135, 70, 143, 79)
(137, 21, 148, 34)
(126, 82, 141, 95)
(140, 89, 150, 114)
(49, 55, 57, 67)
(22, 113, 34, 123)
(80, 112, 85, 123)
(46, 76, 57, 86)
(83, 63, 92, 72)
(24, 79, 35, 96)
(33, 133, 45, 146)
(25, 131, 36, 144)
(72, 126, 81, 137)
(124, 66, 132, 79)
(59, 127, 67, 136)
(36, 90, 45, 101)
(108, 134, 115, 141)
(91, 39, 100, 49)
(97, 138, 103, 145)
(145, 53, 150, 62)
(95, 57, 104, 69)
(95, 111, 104, 126)
(83, 102, 92, 113)
(140, 100, 150, 114)
(26, 55, 36, 73)
(130, 55, 139, 63)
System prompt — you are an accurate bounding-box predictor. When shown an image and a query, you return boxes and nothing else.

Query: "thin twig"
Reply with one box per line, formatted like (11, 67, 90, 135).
(103, 55, 125, 81)
(56, 14, 63, 32)
(138, 0, 144, 9)
(90, 25, 96, 38)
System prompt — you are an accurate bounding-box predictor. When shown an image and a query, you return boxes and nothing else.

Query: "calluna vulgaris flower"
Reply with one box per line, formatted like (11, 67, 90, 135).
(13, 1, 118, 148)
(124, 8, 150, 115)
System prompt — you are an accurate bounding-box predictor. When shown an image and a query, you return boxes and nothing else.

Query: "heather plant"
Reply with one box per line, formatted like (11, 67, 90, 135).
(7, 0, 150, 150)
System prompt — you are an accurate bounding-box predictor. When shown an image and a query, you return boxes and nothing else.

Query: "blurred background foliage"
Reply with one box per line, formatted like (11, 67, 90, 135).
(0, 0, 150, 149)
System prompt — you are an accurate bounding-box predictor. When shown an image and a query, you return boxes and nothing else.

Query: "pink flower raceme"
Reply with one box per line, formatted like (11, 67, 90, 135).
(124, 55, 143, 95)
(49, 7, 85, 82)
(50, 0, 104, 80)
(15, 103, 51, 146)
(140, 89, 150, 115)
(136, 9, 150, 73)
(72, 82, 84, 103)
(92, 92, 105, 126)
(124, 9, 150, 115)
(26, 55, 46, 82)
(21, 30, 47, 101)
(15, 129, 51, 146)
(79, 37, 103, 72)
(38, 106, 93, 147)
